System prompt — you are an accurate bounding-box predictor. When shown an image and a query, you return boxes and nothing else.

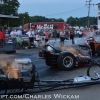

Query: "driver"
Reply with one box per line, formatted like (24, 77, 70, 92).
(86, 37, 96, 45)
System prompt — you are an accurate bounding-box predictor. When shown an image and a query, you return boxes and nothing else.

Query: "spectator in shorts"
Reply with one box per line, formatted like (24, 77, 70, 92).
(44, 30, 50, 44)
(36, 32, 42, 47)
(79, 30, 82, 38)
(60, 30, 65, 47)
(26, 29, 35, 48)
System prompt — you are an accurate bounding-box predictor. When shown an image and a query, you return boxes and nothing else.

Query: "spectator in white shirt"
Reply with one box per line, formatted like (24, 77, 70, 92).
(60, 30, 65, 46)
(17, 28, 22, 36)
(10, 28, 17, 49)
(78, 30, 82, 38)
(36, 32, 42, 47)
(26, 29, 35, 47)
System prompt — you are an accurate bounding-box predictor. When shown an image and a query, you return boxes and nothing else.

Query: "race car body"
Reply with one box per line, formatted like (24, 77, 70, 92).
(39, 44, 91, 70)
(0, 58, 35, 95)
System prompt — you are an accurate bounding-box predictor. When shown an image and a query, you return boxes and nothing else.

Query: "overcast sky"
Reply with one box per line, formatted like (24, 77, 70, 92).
(18, 0, 100, 21)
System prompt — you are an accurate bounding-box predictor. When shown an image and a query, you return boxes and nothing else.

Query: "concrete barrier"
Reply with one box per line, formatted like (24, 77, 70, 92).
(34, 39, 72, 47)
(48, 39, 72, 47)
(95, 37, 100, 42)
(74, 38, 86, 44)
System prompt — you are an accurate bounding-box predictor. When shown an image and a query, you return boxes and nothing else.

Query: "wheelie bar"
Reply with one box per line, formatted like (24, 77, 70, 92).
(33, 76, 100, 93)
(1, 76, 100, 95)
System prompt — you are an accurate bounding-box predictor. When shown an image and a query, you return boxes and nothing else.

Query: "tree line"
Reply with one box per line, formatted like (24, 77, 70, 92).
(0, 0, 98, 27)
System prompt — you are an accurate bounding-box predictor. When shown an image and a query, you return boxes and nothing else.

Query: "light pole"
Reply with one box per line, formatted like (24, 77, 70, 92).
(86, 0, 94, 30)
(96, 3, 100, 29)
(76, 20, 78, 26)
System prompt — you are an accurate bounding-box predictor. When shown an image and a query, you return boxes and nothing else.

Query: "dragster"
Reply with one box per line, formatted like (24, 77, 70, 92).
(0, 58, 100, 95)
(38, 37, 100, 70)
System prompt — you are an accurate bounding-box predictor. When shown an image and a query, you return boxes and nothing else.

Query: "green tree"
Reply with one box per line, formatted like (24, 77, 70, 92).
(0, 0, 20, 15)
(18, 12, 30, 25)
(29, 16, 64, 23)
(0, 0, 20, 27)
(67, 16, 76, 26)
(67, 16, 97, 27)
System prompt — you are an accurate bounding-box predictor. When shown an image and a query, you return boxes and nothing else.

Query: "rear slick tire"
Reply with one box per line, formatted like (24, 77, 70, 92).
(57, 52, 76, 70)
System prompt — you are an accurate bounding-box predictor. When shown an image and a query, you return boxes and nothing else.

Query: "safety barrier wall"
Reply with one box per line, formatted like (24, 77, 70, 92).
(74, 38, 86, 44)
(7, 37, 100, 48)
(43, 39, 72, 47)
(34, 39, 72, 47)
(95, 37, 100, 42)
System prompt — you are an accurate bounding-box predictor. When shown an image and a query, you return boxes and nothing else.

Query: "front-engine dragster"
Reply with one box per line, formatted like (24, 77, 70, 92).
(1, 58, 100, 95)
(38, 44, 92, 70)
(0, 58, 35, 94)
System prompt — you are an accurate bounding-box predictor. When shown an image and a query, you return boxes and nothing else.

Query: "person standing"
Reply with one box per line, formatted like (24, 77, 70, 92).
(70, 29, 75, 44)
(44, 30, 50, 44)
(64, 29, 69, 40)
(36, 32, 42, 47)
(10, 28, 17, 49)
(53, 29, 57, 40)
(0, 28, 5, 51)
(26, 29, 35, 48)
(79, 30, 82, 38)
(60, 30, 65, 46)
(0, 28, 5, 42)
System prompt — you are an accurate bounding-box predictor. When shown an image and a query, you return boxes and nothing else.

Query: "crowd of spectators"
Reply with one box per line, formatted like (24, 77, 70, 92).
(0, 24, 100, 50)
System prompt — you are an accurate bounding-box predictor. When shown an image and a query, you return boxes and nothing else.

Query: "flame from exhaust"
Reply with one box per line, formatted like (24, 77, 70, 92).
(60, 46, 83, 57)
(8, 67, 18, 79)
(2, 66, 18, 79)
(0, 58, 19, 79)
(60, 46, 80, 55)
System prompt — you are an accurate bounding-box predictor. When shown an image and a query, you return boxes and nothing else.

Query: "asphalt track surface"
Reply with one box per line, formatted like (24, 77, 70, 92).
(1, 48, 100, 100)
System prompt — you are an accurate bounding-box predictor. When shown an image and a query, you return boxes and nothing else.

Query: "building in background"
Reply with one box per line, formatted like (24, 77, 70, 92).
(23, 22, 69, 31)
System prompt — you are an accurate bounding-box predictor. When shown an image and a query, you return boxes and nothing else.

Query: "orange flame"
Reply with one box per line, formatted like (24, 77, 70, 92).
(60, 46, 80, 55)
(2, 66, 18, 79)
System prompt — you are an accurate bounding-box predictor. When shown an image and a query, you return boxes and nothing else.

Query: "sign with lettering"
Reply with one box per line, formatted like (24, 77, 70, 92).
(0, 88, 24, 95)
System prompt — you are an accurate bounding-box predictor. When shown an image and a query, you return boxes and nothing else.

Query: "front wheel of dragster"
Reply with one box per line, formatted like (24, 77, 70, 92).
(87, 63, 100, 80)
(57, 52, 76, 70)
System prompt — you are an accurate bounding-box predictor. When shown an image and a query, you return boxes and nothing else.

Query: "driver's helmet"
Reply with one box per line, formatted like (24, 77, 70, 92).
(46, 45, 53, 51)
(87, 37, 96, 43)
(89, 37, 95, 41)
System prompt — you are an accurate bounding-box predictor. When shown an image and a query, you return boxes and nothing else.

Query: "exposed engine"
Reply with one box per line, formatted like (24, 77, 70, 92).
(2, 58, 33, 82)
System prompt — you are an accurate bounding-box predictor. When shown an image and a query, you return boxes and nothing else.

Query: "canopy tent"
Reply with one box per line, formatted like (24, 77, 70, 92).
(0, 14, 19, 18)
(0, 14, 19, 28)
